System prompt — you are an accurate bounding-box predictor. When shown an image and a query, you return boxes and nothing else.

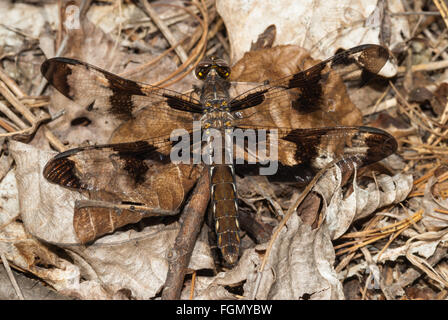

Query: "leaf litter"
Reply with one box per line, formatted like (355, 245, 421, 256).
(0, 0, 447, 300)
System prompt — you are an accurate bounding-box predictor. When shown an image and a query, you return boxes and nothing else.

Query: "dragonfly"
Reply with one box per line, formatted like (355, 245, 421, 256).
(41, 44, 398, 265)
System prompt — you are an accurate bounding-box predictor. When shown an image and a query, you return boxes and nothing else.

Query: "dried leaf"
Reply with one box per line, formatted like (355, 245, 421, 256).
(315, 166, 413, 239)
(0, 169, 20, 227)
(0, 220, 83, 292)
(10, 141, 81, 243)
(217, 0, 409, 62)
(251, 214, 344, 299)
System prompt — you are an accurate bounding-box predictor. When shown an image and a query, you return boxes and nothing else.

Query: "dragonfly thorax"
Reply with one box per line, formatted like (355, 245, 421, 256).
(201, 107, 234, 130)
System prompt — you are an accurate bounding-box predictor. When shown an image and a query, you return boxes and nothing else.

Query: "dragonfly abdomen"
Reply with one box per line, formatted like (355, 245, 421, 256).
(209, 163, 240, 265)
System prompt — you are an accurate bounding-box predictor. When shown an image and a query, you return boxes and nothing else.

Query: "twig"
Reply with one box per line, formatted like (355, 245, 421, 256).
(0, 101, 27, 130)
(109, 0, 124, 72)
(189, 270, 197, 300)
(391, 11, 441, 16)
(0, 67, 25, 99)
(1, 253, 24, 300)
(0, 81, 35, 124)
(433, 0, 448, 29)
(161, 169, 210, 300)
(124, 0, 208, 88)
(140, 0, 188, 63)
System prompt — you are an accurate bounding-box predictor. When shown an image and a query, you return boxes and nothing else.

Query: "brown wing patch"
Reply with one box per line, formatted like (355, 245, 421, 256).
(41, 57, 203, 119)
(233, 125, 397, 184)
(44, 156, 87, 190)
(230, 44, 394, 129)
(43, 139, 175, 191)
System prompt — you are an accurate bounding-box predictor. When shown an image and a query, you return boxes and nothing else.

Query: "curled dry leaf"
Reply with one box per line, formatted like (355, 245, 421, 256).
(249, 170, 410, 299)
(0, 219, 84, 294)
(251, 214, 344, 299)
(234, 167, 411, 299)
(316, 166, 413, 239)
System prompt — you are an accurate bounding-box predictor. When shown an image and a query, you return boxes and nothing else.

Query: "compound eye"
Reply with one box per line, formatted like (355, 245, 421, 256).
(195, 67, 208, 80)
(218, 67, 230, 78)
(196, 70, 204, 79)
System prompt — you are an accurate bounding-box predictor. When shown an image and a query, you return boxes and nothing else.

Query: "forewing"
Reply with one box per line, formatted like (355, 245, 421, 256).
(41, 57, 202, 120)
(231, 44, 395, 128)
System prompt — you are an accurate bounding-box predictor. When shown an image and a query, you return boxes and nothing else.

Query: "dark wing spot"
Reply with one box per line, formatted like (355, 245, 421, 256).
(112, 141, 169, 185)
(41, 58, 78, 99)
(43, 157, 86, 190)
(162, 93, 203, 113)
(289, 66, 327, 114)
(230, 89, 268, 111)
(121, 156, 149, 185)
(102, 73, 146, 118)
(361, 126, 398, 165)
(283, 129, 324, 165)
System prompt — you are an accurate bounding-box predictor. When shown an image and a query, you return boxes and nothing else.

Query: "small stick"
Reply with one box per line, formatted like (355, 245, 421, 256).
(0, 101, 28, 129)
(140, 0, 188, 64)
(0, 81, 35, 124)
(433, 0, 448, 29)
(161, 169, 210, 300)
(0, 117, 18, 132)
(0, 67, 25, 99)
(391, 11, 441, 16)
(1, 253, 24, 300)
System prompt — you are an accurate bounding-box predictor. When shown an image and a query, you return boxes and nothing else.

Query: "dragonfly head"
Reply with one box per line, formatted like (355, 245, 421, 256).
(195, 56, 230, 80)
